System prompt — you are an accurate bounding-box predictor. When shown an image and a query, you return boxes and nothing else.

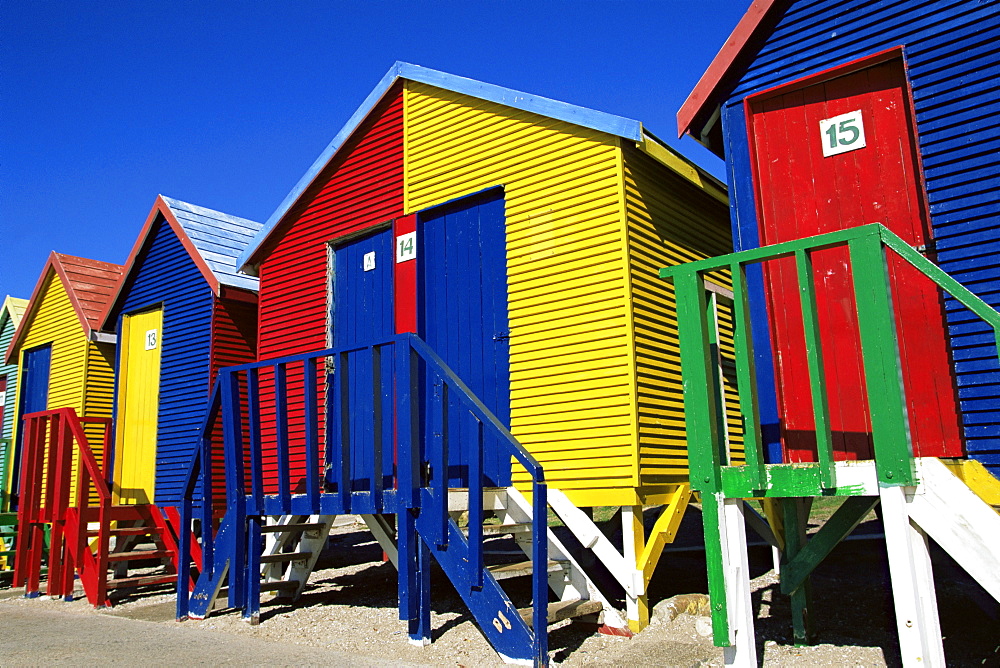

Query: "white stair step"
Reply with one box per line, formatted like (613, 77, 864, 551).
(260, 550, 312, 564)
(260, 522, 325, 534)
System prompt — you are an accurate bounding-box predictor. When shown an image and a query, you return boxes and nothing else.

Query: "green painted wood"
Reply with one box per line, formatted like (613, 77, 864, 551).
(706, 293, 730, 471)
(847, 236, 916, 486)
(794, 250, 835, 489)
(780, 496, 879, 596)
(781, 498, 813, 646)
(730, 263, 765, 488)
(700, 493, 731, 647)
(720, 464, 868, 499)
(674, 269, 724, 493)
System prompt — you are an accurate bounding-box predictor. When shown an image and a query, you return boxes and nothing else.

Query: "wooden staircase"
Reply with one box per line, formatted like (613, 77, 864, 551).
(186, 514, 335, 620)
(62, 504, 197, 607)
(176, 334, 630, 666)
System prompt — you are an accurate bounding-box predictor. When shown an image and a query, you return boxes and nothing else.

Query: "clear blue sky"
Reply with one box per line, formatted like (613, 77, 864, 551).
(1, 1, 746, 300)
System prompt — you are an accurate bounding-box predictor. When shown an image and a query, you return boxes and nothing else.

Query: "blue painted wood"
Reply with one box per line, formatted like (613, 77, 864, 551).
(12, 345, 50, 503)
(331, 228, 395, 507)
(109, 213, 215, 505)
(418, 189, 511, 487)
(722, 101, 783, 464)
(244, 515, 262, 622)
(273, 363, 290, 512)
(718, 0, 1000, 473)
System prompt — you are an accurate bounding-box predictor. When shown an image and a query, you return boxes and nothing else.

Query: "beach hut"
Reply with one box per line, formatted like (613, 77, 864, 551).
(0, 296, 28, 573)
(6, 252, 121, 598)
(100, 195, 261, 509)
(1, 296, 28, 511)
(668, 1, 1000, 663)
(180, 62, 734, 661)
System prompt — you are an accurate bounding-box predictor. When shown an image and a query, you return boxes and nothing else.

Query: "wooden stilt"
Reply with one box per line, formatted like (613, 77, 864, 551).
(879, 485, 945, 667)
(781, 498, 813, 646)
(721, 497, 756, 668)
(622, 505, 648, 631)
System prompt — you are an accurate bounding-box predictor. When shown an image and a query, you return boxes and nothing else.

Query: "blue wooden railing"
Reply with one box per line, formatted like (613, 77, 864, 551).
(176, 333, 548, 666)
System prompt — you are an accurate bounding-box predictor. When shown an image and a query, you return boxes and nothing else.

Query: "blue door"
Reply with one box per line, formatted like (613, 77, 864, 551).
(418, 189, 510, 487)
(12, 345, 51, 506)
(329, 227, 395, 510)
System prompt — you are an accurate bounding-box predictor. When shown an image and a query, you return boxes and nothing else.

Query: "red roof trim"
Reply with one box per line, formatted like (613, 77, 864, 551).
(6, 252, 123, 363)
(99, 195, 222, 331)
(676, 0, 785, 140)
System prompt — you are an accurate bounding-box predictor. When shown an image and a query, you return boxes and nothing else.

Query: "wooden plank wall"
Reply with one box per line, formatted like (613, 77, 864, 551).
(405, 81, 637, 506)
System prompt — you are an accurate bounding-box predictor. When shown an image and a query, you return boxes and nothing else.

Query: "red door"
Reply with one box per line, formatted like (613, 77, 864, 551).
(746, 55, 962, 462)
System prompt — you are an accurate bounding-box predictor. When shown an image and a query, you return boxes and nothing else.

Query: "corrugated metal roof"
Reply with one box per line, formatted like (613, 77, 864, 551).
(7, 252, 124, 362)
(54, 253, 124, 334)
(238, 61, 646, 270)
(161, 196, 262, 291)
(102, 196, 262, 329)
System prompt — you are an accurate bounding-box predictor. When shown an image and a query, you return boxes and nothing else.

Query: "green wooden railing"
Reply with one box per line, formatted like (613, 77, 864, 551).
(660, 223, 1000, 499)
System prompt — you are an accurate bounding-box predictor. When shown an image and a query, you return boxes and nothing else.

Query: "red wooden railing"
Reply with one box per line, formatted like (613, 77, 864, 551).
(13, 408, 112, 603)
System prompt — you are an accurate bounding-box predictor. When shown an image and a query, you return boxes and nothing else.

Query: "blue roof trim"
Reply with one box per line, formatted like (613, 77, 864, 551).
(162, 196, 263, 292)
(237, 61, 644, 270)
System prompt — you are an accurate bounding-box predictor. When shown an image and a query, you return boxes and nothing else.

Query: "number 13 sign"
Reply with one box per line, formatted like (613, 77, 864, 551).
(819, 110, 866, 157)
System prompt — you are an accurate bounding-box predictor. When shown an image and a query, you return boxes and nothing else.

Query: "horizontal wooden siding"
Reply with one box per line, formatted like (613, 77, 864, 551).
(405, 82, 636, 505)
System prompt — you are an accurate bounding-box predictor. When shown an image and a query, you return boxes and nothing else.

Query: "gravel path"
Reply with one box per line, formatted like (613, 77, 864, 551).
(0, 512, 996, 666)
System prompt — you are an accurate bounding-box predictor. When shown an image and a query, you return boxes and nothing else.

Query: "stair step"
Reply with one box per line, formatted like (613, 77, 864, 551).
(260, 522, 325, 534)
(481, 522, 532, 536)
(518, 599, 603, 627)
(487, 559, 569, 581)
(259, 550, 312, 564)
(106, 574, 176, 590)
(107, 549, 173, 562)
(87, 527, 159, 537)
(260, 580, 301, 593)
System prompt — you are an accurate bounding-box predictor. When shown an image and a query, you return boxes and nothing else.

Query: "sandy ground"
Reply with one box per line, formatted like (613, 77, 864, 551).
(0, 510, 998, 666)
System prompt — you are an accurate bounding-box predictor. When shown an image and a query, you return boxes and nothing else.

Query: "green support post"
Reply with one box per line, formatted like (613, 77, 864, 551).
(730, 263, 765, 490)
(781, 498, 813, 646)
(848, 232, 915, 486)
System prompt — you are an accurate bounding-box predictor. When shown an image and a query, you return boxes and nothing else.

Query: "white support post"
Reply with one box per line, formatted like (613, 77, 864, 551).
(720, 497, 757, 668)
(879, 485, 945, 668)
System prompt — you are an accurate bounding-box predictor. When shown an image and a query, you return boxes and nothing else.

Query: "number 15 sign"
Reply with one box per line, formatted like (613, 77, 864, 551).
(819, 109, 866, 157)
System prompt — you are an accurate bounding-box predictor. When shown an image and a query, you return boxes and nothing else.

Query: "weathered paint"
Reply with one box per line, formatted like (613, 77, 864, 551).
(405, 80, 635, 503)
(0, 297, 27, 510)
(690, 0, 1000, 473)
(114, 308, 163, 505)
(253, 85, 403, 493)
(622, 143, 737, 492)
(102, 197, 261, 506)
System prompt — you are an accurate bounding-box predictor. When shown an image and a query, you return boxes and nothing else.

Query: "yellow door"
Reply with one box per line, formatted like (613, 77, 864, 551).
(114, 308, 162, 505)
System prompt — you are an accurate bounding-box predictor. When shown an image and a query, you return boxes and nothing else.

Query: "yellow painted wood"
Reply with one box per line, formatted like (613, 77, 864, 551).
(941, 458, 1000, 508)
(639, 484, 693, 582)
(15, 273, 90, 502)
(622, 142, 739, 496)
(405, 81, 634, 506)
(113, 308, 162, 505)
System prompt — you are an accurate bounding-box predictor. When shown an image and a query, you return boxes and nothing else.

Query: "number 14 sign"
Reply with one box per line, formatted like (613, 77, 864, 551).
(819, 109, 866, 157)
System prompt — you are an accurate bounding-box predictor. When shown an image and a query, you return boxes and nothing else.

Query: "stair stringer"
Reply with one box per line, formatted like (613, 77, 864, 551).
(504, 486, 630, 632)
(907, 457, 1000, 603)
(412, 503, 538, 665)
(187, 513, 235, 620)
(262, 514, 337, 601)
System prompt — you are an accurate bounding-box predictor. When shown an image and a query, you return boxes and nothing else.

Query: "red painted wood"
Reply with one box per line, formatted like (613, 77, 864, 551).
(746, 57, 962, 462)
(254, 84, 405, 494)
(394, 214, 417, 334)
